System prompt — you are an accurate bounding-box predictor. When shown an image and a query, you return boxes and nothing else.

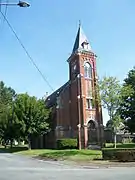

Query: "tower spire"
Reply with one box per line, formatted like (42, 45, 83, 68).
(72, 23, 91, 54)
(79, 20, 81, 27)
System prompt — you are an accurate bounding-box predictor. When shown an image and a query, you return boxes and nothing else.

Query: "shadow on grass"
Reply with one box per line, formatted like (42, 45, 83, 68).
(93, 158, 104, 161)
(0, 146, 28, 153)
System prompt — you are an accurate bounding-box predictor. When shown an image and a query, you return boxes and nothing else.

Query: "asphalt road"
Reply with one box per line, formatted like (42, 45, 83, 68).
(0, 153, 135, 180)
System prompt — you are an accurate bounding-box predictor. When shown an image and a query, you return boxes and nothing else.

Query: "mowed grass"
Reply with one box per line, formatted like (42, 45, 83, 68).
(22, 143, 134, 161)
(1, 143, 135, 162)
(0, 145, 102, 161)
(17, 149, 102, 161)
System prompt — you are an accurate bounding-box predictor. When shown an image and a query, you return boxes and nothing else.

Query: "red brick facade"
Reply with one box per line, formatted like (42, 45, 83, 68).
(45, 25, 104, 149)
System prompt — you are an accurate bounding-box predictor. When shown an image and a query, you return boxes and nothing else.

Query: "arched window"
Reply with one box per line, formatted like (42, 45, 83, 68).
(88, 120, 96, 130)
(84, 62, 92, 78)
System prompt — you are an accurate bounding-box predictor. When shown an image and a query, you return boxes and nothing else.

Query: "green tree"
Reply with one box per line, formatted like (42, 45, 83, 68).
(98, 76, 122, 118)
(119, 67, 135, 133)
(0, 81, 16, 147)
(0, 106, 10, 147)
(14, 93, 50, 149)
(0, 81, 16, 105)
(0, 106, 24, 148)
(98, 76, 125, 148)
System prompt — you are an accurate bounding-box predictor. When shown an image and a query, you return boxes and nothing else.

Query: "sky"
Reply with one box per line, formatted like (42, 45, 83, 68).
(0, 0, 135, 125)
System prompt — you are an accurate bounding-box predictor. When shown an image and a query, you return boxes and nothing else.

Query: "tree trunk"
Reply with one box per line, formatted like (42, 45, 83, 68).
(4, 143, 7, 149)
(114, 133, 117, 148)
(4, 140, 7, 149)
(28, 135, 31, 150)
(10, 139, 13, 149)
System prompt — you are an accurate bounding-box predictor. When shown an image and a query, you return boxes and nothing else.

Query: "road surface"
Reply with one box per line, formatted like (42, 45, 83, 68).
(0, 153, 135, 180)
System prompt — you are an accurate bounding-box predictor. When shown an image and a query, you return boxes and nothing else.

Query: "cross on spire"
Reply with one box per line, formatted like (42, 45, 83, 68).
(79, 20, 81, 27)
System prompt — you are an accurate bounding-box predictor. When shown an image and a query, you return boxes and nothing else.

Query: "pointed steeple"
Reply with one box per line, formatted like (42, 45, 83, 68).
(72, 22, 92, 54)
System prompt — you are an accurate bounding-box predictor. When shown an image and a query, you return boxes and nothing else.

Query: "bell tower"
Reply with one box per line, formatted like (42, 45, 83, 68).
(68, 23, 104, 148)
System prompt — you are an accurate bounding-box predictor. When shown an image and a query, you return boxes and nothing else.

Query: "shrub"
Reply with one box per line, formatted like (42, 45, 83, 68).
(116, 150, 135, 162)
(102, 148, 135, 162)
(132, 137, 135, 143)
(57, 139, 77, 150)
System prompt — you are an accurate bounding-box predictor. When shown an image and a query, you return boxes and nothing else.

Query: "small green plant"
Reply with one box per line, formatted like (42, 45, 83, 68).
(57, 139, 77, 150)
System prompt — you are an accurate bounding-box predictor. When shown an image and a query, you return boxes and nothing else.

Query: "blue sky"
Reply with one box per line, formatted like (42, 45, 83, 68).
(0, 0, 135, 124)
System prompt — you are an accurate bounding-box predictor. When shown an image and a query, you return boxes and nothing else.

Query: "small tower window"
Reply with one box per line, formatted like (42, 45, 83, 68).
(86, 98, 93, 109)
(85, 81, 92, 97)
(84, 62, 92, 78)
(82, 40, 89, 50)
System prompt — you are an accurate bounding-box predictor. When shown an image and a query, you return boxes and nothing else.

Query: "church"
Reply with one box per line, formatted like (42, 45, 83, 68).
(31, 24, 104, 149)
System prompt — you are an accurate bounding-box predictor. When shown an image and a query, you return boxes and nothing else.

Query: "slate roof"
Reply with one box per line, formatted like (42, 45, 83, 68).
(72, 24, 91, 54)
(45, 81, 70, 108)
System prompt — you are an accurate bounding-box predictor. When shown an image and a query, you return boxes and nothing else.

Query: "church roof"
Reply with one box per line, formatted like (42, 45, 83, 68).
(45, 81, 69, 108)
(72, 23, 92, 54)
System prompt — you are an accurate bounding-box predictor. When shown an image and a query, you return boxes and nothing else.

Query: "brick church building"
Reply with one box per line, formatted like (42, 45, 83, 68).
(31, 24, 104, 149)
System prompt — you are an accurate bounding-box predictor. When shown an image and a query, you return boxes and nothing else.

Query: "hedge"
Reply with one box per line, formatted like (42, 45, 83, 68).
(57, 139, 77, 150)
(102, 148, 135, 162)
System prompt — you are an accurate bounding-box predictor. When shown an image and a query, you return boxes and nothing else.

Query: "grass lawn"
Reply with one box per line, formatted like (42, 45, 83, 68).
(0, 146, 102, 161)
(0, 143, 135, 163)
(17, 149, 102, 161)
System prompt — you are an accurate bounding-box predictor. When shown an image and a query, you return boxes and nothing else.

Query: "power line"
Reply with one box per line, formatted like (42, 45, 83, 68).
(0, 0, 3, 34)
(4, 0, 8, 22)
(0, 0, 8, 29)
(0, 0, 1, 10)
(0, 10, 54, 92)
(0, 0, 2, 21)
